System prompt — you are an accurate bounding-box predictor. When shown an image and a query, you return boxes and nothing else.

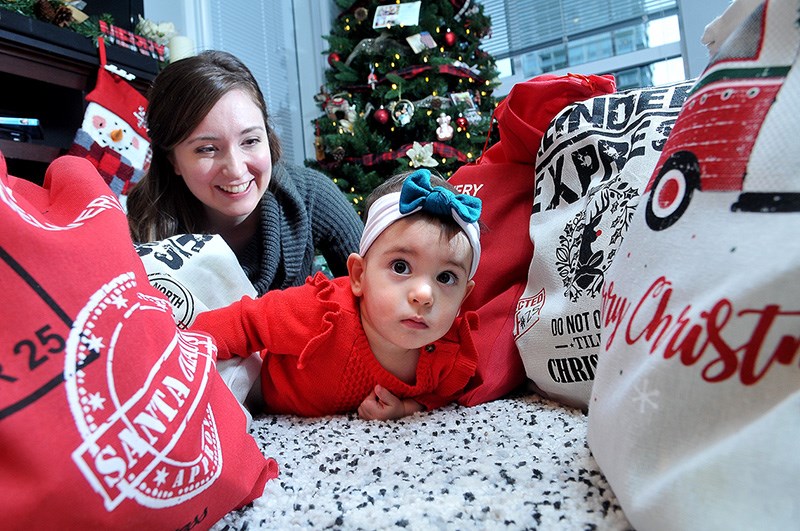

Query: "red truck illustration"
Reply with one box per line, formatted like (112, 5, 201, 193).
(644, 1, 800, 231)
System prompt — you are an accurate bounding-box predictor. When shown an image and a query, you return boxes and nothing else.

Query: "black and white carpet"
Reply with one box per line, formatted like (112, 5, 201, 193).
(211, 393, 631, 530)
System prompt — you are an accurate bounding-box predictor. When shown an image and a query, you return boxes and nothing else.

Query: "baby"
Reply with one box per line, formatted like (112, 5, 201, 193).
(191, 168, 481, 420)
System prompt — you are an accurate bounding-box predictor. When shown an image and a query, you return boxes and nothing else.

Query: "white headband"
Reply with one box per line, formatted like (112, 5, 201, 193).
(359, 191, 482, 280)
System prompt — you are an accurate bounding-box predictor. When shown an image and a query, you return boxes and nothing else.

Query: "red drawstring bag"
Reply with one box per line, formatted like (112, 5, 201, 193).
(0, 153, 277, 529)
(452, 73, 616, 406)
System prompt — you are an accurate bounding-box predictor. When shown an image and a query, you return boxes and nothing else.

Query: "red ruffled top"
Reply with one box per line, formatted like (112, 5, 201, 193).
(192, 273, 479, 416)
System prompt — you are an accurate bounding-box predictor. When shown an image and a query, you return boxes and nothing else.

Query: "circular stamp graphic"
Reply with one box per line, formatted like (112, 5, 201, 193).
(147, 273, 196, 328)
(64, 272, 221, 510)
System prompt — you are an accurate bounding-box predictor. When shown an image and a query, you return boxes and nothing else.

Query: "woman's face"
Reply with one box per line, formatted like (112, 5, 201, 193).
(170, 89, 272, 231)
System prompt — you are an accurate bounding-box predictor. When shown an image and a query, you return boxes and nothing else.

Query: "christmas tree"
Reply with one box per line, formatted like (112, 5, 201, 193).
(307, 0, 500, 214)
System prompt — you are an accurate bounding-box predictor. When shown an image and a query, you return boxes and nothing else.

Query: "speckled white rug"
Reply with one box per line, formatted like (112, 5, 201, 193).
(211, 393, 631, 530)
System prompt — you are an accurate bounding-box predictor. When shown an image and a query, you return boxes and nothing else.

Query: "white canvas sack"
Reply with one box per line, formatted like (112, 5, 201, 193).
(136, 234, 262, 418)
(588, 1, 800, 529)
(514, 82, 691, 407)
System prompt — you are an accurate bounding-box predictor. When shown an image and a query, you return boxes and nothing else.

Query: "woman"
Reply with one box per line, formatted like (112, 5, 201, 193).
(127, 50, 363, 295)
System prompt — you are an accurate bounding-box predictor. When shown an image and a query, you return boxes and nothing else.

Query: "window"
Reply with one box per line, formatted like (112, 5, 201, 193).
(479, 0, 685, 92)
(479, 0, 678, 60)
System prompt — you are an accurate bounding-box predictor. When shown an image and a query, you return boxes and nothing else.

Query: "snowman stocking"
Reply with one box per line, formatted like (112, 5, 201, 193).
(69, 37, 151, 204)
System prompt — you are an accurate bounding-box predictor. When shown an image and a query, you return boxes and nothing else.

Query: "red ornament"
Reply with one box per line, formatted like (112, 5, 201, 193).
(327, 52, 341, 66)
(374, 108, 390, 124)
(444, 30, 456, 47)
(456, 116, 468, 129)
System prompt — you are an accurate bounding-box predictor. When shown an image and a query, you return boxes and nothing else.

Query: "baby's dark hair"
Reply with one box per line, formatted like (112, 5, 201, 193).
(362, 170, 462, 237)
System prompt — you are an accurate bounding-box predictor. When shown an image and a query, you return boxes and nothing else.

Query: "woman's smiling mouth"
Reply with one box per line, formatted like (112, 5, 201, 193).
(218, 181, 251, 194)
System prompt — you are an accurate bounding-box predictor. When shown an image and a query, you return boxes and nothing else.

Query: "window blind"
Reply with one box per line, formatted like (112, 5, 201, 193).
(209, 0, 299, 162)
(479, 0, 678, 59)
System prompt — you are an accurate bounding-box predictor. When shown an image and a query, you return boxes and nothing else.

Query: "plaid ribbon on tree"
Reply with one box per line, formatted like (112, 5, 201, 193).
(323, 141, 468, 169)
(394, 64, 482, 82)
(346, 64, 483, 92)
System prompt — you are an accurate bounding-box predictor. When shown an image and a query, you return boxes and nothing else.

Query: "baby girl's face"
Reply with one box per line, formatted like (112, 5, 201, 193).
(353, 216, 474, 356)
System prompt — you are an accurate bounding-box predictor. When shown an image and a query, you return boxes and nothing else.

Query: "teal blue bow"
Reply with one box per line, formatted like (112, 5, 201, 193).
(399, 169, 481, 223)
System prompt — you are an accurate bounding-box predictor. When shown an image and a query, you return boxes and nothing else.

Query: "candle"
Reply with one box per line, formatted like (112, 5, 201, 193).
(168, 36, 194, 62)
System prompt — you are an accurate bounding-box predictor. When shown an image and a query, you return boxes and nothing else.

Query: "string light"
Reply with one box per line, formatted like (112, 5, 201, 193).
(391, 83, 398, 90)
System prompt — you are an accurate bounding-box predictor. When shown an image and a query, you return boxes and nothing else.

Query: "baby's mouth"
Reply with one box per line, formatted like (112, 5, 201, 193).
(402, 318, 428, 330)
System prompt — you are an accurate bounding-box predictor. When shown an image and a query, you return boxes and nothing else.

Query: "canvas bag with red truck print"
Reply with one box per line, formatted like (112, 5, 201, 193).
(588, 0, 800, 529)
(0, 153, 277, 530)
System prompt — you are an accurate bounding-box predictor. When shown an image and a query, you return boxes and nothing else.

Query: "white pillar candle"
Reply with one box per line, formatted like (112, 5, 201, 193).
(168, 36, 195, 62)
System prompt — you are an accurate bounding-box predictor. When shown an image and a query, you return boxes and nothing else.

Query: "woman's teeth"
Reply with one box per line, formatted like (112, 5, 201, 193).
(219, 182, 249, 193)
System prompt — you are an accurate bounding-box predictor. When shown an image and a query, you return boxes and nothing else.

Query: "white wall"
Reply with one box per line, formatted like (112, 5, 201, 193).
(677, 0, 730, 78)
(142, 0, 196, 47)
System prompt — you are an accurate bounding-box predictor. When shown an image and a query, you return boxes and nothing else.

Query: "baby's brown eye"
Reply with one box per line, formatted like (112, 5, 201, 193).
(391, 260, 410, 274)
(437, 272, 457, 285)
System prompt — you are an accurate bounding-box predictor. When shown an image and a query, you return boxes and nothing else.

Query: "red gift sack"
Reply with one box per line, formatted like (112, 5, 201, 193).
(452, 73, 616, 406)
(0, 153, 277, 530)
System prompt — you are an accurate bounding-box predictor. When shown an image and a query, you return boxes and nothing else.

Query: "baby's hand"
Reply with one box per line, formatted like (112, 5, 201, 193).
(357, 385, 423, 420)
